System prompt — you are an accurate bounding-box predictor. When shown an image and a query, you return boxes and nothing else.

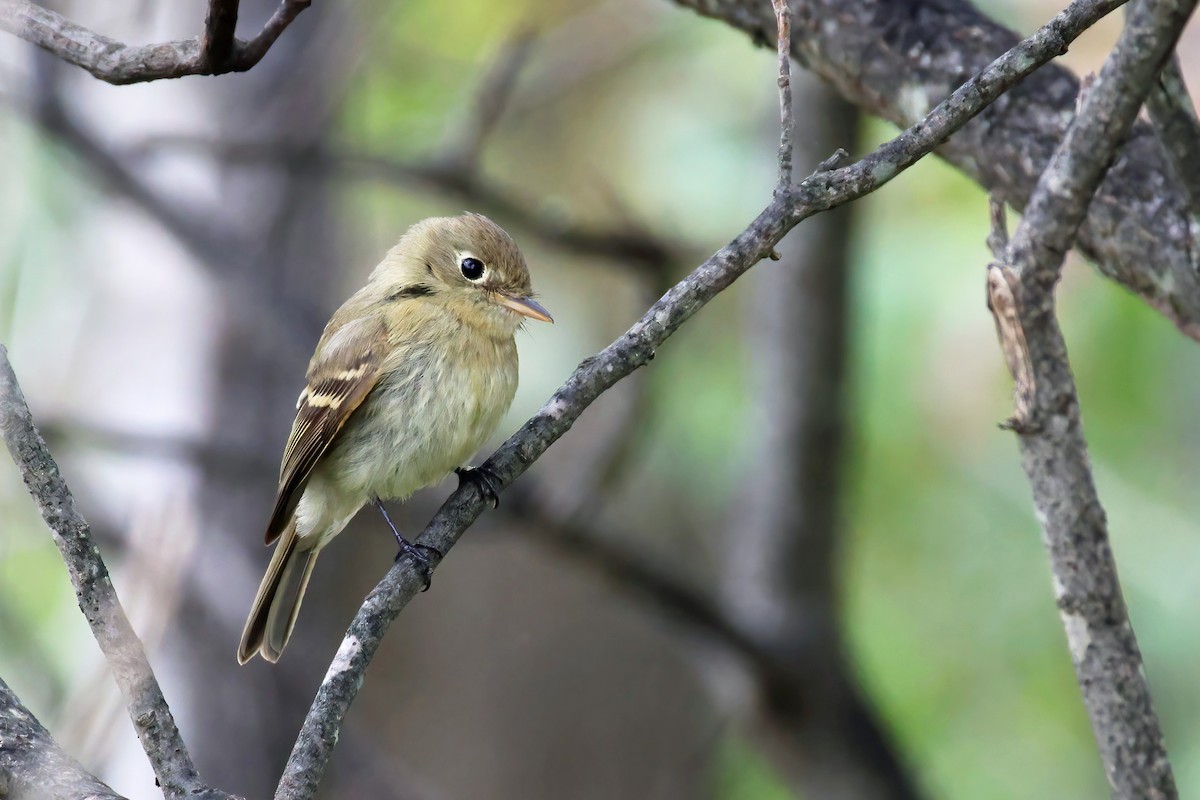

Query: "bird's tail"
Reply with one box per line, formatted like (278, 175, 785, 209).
(237, 523, 320, 664)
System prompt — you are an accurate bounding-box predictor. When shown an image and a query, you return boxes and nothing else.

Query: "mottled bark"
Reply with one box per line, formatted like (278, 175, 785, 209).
(0, 348, 226, 800)
(986, 1, 1192, 796)
(0, 0, 308, 84)
(0, 677, 123, 800)
(673, 0, 1200, 340)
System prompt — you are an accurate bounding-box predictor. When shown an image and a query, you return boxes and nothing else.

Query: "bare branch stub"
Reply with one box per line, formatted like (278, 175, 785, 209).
(274, 1, 1126, 796)
(989, 1, 1197, 797)
(201, 0, 241, 70)
(0, 348, 233, 800)
(985, 263, 1034, 428)
(0, 0, 309, 84)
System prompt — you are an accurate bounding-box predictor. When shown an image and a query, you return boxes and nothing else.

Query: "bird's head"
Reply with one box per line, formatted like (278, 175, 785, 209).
(376, 213, 552, 336)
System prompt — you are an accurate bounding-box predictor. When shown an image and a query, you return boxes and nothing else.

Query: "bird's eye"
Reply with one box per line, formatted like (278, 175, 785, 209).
(460, 257, 485, 281)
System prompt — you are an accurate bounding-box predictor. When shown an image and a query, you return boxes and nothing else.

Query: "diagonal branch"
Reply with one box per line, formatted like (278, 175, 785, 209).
(148, 140, 687, 275)
(985, 1, 1196, 797)
(672, 0, 1200, 341)
(274, 0, 1126, 795)
(0, 677, 123, 800)
(0, 348, 233, 800)
(0, 0, 309, 84)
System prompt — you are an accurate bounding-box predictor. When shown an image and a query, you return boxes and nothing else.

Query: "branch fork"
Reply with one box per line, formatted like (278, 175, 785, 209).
(983, 1, 1197, 796)
(0, 0, 310, 84)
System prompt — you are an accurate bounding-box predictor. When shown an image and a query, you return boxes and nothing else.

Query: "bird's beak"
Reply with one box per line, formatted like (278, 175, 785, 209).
(497, 293, 554, 323)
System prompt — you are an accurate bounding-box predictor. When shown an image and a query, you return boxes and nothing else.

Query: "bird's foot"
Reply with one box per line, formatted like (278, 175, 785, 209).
(393, 539, 442, 592)
(375, 496, 440, 591)
(455, 465, 501, 509)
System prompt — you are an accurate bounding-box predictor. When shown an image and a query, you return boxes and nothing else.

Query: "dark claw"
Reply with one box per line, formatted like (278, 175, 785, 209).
(375, 496, 440, 591)
(393, 540, 441, 592)
(455, 465, 501, 509)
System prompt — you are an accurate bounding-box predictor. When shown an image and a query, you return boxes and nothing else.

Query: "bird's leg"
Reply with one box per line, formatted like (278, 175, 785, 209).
(373, 497, 440, 591)
(455, 465, 501, 509)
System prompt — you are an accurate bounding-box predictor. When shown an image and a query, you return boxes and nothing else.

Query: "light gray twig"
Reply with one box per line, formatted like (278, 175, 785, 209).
(772, 0, 794, 189)
(0, 347, 233, 800)
(986, 1, 1196, 796)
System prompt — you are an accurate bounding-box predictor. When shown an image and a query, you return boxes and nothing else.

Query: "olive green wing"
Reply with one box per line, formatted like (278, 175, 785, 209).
(263, 321, 387, 545)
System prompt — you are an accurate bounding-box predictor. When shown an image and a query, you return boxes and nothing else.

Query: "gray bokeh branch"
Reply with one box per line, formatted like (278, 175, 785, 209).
(985, 0, 1195, 796)
(675, 0, 1200, 340)
(0, 677, 123, 800)
(0, 347, 235, 800)
(119, 25, 688, 284)
(0, 0, 310, 84)
(276, 0, 1126, 795)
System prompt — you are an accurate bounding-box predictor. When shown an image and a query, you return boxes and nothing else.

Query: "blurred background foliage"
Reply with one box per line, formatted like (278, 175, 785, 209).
(1, 0, 1199, 798)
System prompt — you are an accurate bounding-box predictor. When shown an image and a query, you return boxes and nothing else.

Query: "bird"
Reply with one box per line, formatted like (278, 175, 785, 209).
(237, 213, 552, 664)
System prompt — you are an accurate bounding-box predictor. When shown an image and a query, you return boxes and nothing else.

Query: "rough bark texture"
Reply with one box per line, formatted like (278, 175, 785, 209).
(987, 1, 1193, 797)
(0, 0, 309, 84)
(0, 347, 222, 800)
(673, 0, 1200, 339)
(0, 678, 123, 800)
(1145, 55, 1200, 219)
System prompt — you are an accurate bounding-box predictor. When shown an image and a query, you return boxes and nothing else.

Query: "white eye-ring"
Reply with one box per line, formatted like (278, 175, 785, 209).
(458, 251, 485, 281)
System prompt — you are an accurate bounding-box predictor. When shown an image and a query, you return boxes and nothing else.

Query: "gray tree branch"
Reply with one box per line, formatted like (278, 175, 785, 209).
(985, 1, 1195, 796)
(0, 0, 309, 84)
(0, 348, 234, 800)
(673, 0, 1200, 341)
(0, 677, 123, 800)
(275, 1, 1126, 795)
(1146, 55, 1200, 219)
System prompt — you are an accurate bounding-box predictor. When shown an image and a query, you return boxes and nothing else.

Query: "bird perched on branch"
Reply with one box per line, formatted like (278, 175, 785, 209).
(238, 214, 552, 664)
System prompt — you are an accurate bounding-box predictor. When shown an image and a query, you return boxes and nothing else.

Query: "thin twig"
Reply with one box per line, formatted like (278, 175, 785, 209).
(772, 0, 793, 189)
(986, 1, 1196, 796)
(0, 0, 309, 84)
(0, 677, 123, 800)
(0, 347, 231, 800)
(274, 1, 1126, 795)
(124, 136, 687, 278)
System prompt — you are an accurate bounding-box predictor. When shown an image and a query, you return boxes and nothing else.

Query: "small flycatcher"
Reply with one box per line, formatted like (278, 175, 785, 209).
(237, 213, 551, 664)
